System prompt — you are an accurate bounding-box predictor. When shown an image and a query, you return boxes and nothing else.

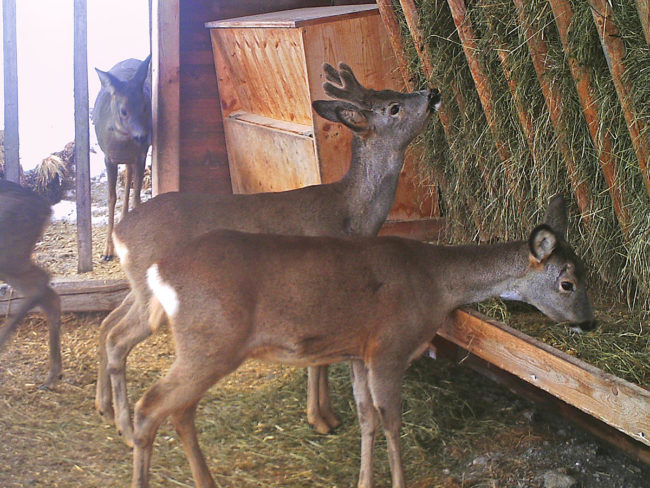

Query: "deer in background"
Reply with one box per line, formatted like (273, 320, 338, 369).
(0, 180, 61, 388)
(95, 62, 441, 445)
(132, 194, 595, 488)
(93, 56, 151, 261)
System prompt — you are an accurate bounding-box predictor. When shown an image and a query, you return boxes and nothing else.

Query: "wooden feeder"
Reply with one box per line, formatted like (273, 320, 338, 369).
(206, 4, 440, 235)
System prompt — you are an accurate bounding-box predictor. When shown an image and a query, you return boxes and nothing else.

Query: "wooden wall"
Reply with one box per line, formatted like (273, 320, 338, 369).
(172, 0, 371, 194)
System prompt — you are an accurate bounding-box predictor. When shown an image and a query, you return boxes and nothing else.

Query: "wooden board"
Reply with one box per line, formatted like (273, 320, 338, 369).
(210, 27, 312, 124)
(224, 115, 320, 193)
(205, 4, 378, 29)
(438, 309, 650, 447)
(0, 279, 129, 314)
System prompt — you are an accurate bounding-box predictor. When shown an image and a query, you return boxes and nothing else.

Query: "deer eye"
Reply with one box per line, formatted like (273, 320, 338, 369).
(120, 108, 128, 118)
(389, 104, 400, 115)
(560, 281, 575, 292)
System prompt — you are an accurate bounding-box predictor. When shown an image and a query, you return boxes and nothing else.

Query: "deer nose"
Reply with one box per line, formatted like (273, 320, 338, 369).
(575, 319, 597, 332)
(428, 88, 441, 111)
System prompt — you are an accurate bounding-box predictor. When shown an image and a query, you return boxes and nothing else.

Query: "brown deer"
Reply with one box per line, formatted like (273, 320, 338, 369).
(0, 179, 61, 388)
(131, 194, 595, 488)
(95, 62, 441, 445)
(93, 56, 151, 261)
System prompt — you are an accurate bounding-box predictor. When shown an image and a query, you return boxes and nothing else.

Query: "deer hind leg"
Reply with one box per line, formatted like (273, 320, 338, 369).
(96, 291, 135, 421)
(131, 155, 146, 208)
(106, 300, 152, 446)
(350, 360, 378, 488)
(0, 264, 62, 388)
(368, 360, 407, 488)
(318, 364, 341, 430)
(132, 358, 236, 488)
(103, 160, 118, 261)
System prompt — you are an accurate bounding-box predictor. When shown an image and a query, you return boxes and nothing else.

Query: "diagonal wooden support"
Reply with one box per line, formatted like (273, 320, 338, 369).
(376, 0, 415, 91)
(589, 0, 650, 196)
(513, 0, 593, 227)
(549, 0, 630, 236)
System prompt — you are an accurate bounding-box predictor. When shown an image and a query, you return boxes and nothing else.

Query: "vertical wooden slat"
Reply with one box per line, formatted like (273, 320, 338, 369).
(2, 0, 20, 183)
(589, 0, 650, 196)
(398, 0, 490, 241)
(73, 0, 93, 273)
(376, 0, 414, 91)
(512, 0, 593, 225)
(549, 0, 630, 235)
(152, 0, 181, 194)
(636, 0, 650, 46)
(446, 0, 514, 182)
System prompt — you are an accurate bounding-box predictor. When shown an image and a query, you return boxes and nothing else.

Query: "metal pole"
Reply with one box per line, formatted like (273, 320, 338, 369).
(2, 0, 20, 183)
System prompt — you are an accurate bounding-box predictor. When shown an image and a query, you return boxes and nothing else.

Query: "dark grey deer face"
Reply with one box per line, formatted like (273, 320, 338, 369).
(95, 55, 151, 146)
(312, 63, 441, 150)
(519, 195, 596, 332)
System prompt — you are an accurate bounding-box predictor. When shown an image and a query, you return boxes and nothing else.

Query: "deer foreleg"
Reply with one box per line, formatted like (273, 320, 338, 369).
(122, 164, 133, 220)
(307, 366, 331, 434)
(103, 161, 118, 261)
(318, 364, 341, 430)
(351, 360, 378, 488)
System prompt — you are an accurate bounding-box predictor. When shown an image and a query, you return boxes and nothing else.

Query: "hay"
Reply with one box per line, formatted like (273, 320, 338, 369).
(394, 0, 649, 310)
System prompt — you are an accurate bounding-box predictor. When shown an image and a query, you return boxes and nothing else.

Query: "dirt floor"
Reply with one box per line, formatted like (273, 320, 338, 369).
(1, 179, 649, 487)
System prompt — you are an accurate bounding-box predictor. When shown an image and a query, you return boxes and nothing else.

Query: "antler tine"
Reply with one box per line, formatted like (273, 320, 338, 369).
(321, 62, 370, 106)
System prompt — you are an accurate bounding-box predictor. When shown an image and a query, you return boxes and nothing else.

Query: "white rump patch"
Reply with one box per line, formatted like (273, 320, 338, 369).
(146, 264, 179, 318)
(113, 234, 129, 262)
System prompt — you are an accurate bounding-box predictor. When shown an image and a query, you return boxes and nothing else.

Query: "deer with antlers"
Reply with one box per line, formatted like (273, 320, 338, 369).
(96, 62, 441, 445)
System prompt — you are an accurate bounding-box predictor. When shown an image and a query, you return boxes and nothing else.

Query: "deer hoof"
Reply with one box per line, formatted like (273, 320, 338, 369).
(101, 254, 114, 262)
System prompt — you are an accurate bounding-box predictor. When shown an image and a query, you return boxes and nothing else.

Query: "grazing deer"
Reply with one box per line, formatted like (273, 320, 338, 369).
(132, 195, 595, 488)
(93, 56, 151, 261)
(0, 180, 61, 388)
(95, 62, 441, 445)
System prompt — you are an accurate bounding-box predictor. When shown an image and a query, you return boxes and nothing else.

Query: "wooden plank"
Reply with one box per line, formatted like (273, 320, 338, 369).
(437, 309, 650, 447)
(549, 0, 630, 236)
(0, 280, 129, 314)
(433, 337, 650, 464)
(589, 0, 650, 196)
(152, 0, 181, 194)
(73, 0, 93, 273)
(229, 111, 313, 137)
(376, 0, 414, 91)
(2, 0, 20, 183)
(512, 0, 593, 226)
(223, 117, 320, 194)
(210, 27, 312, 124)
(205, 5, 378, 29)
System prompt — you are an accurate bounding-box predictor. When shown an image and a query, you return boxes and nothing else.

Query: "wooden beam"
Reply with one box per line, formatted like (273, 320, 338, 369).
(433, 336, 650, 464)
(437, 309, 650, 448)
(549, 0, 630, 236)
(2, 0, 20, 183)
(152, 0, 181, 194)
(0, 280, 129, 314)
(635, 0, 650, 48)
(512, 0, 593, 226)
(73, 0, 93, 273)
(589, 0, 650, 196)
(376, 0, 414, 91)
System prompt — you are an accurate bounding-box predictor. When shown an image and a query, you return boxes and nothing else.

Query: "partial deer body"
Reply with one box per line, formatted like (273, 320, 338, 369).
(132, 195, 595, 488)
(96, 62, 440, 445)
(93, 56, 151, 261)
(0, 180, 61, 388)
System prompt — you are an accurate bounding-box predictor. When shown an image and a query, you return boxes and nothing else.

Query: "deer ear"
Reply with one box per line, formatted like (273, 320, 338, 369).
(312, 100, 368, 132)
(543, 194, 568, 239)
(529, 224, 558, 263)
(96, 68, 119, 94)
(135, 55, 151, 87)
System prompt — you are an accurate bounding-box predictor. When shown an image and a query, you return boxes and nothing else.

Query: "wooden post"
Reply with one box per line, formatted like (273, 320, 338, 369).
(636, 0, 650, 46)
(376, 0, 414, 91)
(73, 0, 93, 273)
(2, 0, 20, 183)
(549, 0, 630, 235)
(446, 0, 514, 183)
(589, 0, 650, 196)
(512, 0, 593, 226)
(151, 0, 181, 195)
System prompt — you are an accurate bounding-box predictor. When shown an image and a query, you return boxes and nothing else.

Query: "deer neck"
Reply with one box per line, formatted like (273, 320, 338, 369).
(433, 241, 531, 309)
(339, 137, 406, 233)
